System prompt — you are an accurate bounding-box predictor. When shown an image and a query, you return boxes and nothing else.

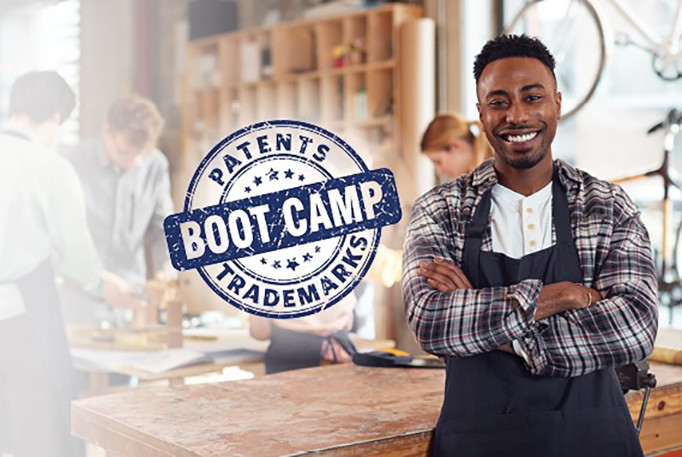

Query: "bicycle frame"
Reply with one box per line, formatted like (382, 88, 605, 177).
(605, 0, 682, 58)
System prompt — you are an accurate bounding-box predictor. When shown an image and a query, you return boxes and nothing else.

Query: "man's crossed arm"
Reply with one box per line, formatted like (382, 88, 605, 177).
(417, 257, 599, 354)
(402, 203, 658, 378)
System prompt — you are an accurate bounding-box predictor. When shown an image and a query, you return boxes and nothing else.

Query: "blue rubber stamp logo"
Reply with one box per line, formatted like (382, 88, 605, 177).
(164, 120, 401, 318)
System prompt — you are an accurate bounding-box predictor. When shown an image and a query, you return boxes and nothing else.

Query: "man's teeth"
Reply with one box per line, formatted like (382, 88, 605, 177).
(506, 132, 538, 143)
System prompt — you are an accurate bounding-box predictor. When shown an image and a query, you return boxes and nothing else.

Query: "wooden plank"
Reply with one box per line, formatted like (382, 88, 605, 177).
(638, 413, 682, 454)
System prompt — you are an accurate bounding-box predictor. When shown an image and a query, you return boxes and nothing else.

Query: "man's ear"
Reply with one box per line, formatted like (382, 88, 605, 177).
(555, 91, 562, 120)
(476, 102, 482, 120)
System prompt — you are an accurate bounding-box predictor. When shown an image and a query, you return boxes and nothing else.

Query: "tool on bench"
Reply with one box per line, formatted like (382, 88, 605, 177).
(352, 348, 445, 369)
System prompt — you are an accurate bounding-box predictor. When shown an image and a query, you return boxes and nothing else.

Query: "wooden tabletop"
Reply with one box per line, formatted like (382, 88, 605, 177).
(73, 364, 444, 456)
(72, 361, 682, 457)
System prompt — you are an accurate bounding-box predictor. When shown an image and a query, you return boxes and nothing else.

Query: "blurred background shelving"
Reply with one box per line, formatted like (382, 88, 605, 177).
(182, 4, 422, 179)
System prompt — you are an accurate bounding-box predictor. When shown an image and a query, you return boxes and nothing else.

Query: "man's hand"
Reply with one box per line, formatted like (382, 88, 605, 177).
(248, 315, 272, 340)
(535, 282, 602, 320)
(321, 339, 353, 363)
(101, 271, 143, 310)
(498, 343, 515, 354)
(417, 256, 472, 291)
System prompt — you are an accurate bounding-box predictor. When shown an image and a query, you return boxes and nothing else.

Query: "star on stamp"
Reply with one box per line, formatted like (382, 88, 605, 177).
(164, 120, 401, 318)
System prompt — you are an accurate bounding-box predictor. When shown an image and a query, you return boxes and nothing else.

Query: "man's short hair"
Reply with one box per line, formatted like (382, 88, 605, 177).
(9, 71, 76, 124)
(473, 34, 556, 83)
(106, 96, 165, 148)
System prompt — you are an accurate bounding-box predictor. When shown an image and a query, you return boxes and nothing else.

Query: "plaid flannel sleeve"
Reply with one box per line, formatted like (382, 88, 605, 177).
(518, 214, 659, 377)
(402, 195, 542, 357)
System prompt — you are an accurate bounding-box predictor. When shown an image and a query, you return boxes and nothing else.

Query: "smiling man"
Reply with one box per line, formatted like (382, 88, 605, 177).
(402, 35, 658, 456)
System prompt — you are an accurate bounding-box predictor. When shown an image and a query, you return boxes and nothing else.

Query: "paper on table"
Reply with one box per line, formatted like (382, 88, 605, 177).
(71, 348, 146, 372)
(72, 348, 212, 374)
(124, 349, 212, 374)
(72, 334, 267, 374)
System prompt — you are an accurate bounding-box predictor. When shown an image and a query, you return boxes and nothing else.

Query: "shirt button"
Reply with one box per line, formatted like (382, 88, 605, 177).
(526, 207, 534, 214)
(529, 240, 537, 248)
(527, 223, 535, 230)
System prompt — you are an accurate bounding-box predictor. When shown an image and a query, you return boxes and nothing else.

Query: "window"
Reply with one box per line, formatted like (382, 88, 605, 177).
(0, 0, 81, 144)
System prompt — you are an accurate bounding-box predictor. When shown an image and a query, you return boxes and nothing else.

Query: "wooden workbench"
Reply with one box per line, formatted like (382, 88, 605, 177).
(73, 364, 443, 456)
(72, 361, 682, 456)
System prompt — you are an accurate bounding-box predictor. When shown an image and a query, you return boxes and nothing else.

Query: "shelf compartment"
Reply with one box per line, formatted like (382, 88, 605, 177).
(343, 14, 368, 66)
(321, 75, 345, 123)
(239, 31, 272, 84)
(368, 68, 394, 119)
(276, 81, 298, 120)
(237, 85, 257, 127)
(315, 19, 344, 71)
(367, 11, 394, 63)
(348, 71, 368, 122)
(188, 42, 220, 89)
(256, 82, 276, 121)
(219, 88, 239, 133)
(194, 87, 220, 135)
(219, 37, 240, 86)
(273, 25, 317, 77)
(297, 77, 321, 123)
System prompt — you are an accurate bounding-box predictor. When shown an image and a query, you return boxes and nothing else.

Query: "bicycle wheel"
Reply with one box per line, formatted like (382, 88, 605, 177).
(504, 0, 608, 122)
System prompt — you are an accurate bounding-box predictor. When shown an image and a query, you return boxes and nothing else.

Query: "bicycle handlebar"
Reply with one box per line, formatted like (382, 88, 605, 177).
(647, 108, 682, 134)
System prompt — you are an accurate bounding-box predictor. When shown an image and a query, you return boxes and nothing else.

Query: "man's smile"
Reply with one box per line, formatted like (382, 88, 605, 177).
(496, 127, 543, 150)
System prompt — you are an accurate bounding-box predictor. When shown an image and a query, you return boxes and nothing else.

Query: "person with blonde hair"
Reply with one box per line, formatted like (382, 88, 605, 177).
(421, 113, 493, 181)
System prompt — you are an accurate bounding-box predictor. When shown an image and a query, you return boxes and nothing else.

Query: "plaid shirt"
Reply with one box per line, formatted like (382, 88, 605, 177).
(402, 158, 658, 378)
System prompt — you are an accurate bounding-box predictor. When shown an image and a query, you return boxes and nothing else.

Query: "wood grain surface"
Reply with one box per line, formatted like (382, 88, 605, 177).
(73, 364, 445, 456)
(72, 360, 682, 456)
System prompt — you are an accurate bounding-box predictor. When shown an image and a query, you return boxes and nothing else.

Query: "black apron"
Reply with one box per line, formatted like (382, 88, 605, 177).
(264, 325, 356, 375)
(3, 260, 82, 457)
(431, 175, 643, 457)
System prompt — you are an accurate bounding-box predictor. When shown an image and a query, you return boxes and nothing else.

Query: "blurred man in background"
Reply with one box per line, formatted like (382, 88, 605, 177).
(0, 71, 138, 457)
(61, 96, 177, 325)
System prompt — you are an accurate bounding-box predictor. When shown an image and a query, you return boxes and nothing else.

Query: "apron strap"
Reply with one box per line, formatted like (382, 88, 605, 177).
(463, 190, 493, 288)
(551, 175, 574, 245)
(551, 172, 583, 282)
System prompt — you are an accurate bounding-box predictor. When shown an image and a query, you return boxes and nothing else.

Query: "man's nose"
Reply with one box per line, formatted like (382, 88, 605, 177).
(505, 102, 529, 125)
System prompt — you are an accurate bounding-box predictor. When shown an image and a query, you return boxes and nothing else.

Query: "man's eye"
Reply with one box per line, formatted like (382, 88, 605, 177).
(527, 95, 542, 102)
(490, 100, 507, 107)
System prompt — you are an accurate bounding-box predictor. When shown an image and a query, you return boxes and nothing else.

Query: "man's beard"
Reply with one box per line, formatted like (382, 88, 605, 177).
(497, 144, 549, 170)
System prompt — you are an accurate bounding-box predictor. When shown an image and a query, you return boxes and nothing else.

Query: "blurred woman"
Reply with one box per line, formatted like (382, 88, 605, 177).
(420, 113, 493, 181)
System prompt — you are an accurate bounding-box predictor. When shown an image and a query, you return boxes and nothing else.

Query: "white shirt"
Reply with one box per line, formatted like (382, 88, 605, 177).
(62, 139, 176, 285)
(0, 131, 103, 320)
(490, 181, 554, 362)
(490, 181, 553, 259)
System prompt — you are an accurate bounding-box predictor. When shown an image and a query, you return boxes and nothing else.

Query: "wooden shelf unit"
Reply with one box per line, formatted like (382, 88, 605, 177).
(182, 4, 423, 169)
